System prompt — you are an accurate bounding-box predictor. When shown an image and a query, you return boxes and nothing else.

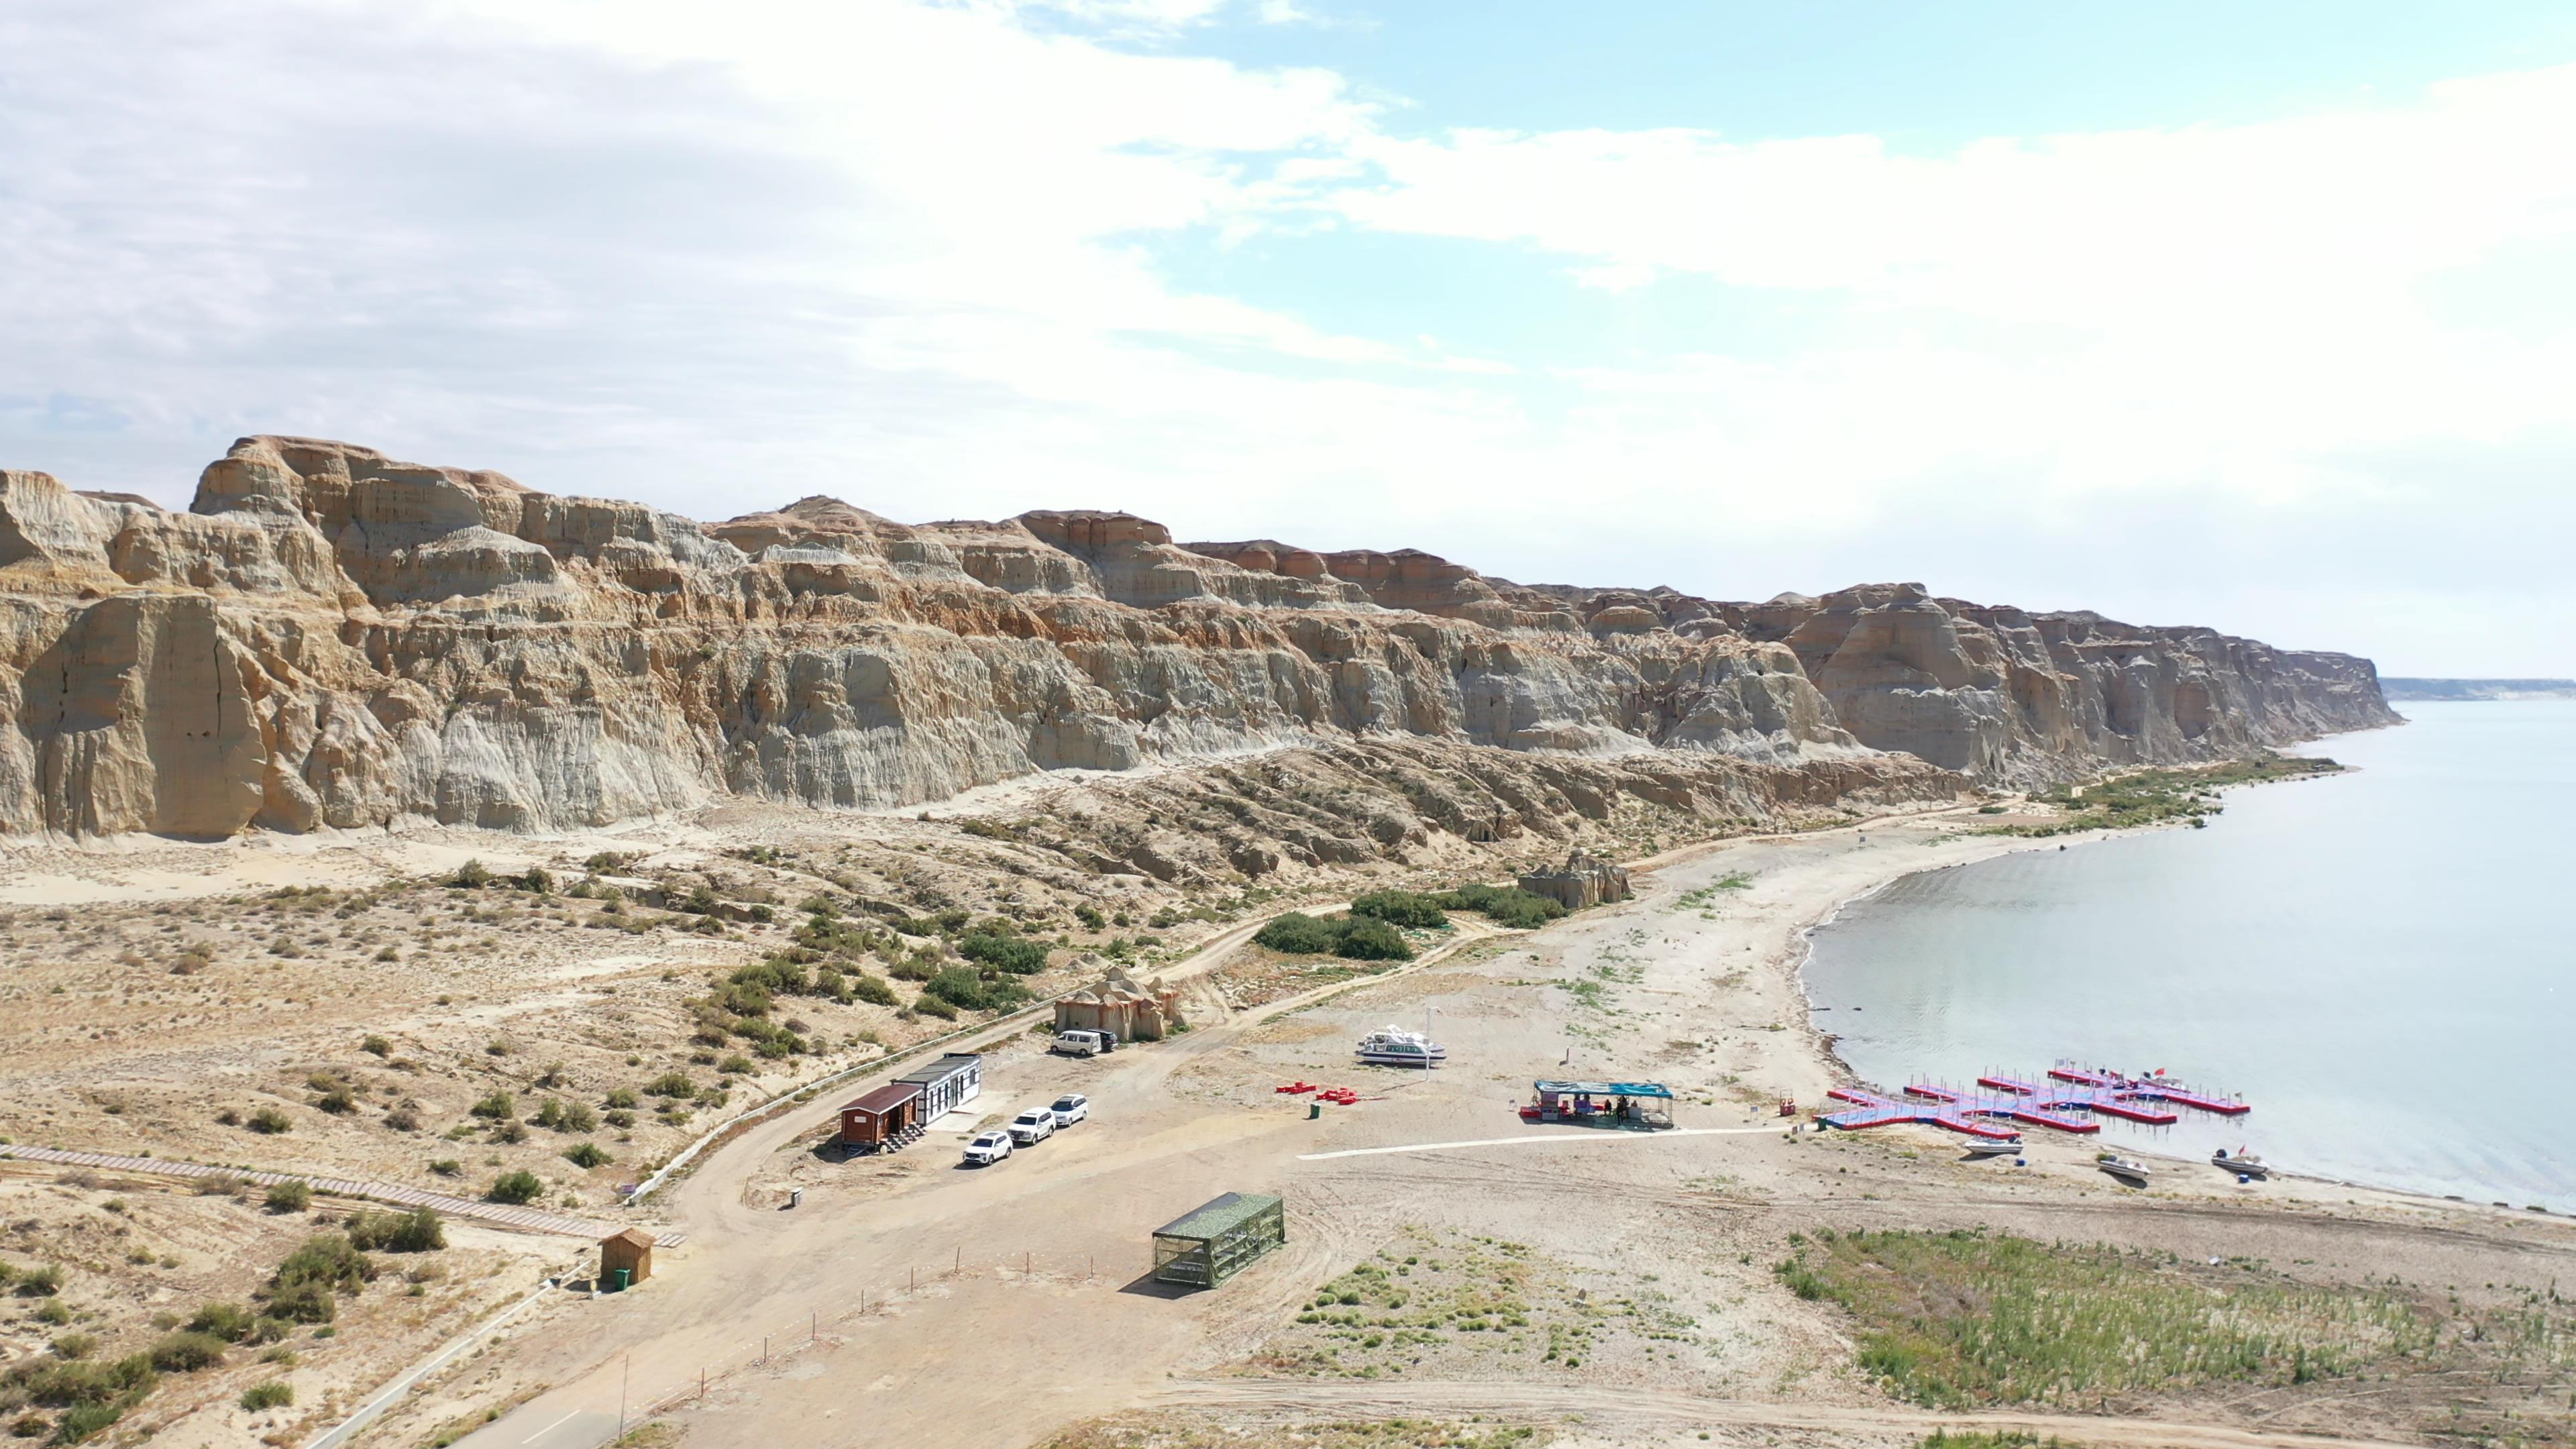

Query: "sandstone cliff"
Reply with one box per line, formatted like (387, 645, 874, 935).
(0, 437, 2393, 840)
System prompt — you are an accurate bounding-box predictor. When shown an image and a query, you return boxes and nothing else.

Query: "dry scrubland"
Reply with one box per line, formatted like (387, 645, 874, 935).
(0, 739, 1907, 1446)
(8, 756, 2571, 1449)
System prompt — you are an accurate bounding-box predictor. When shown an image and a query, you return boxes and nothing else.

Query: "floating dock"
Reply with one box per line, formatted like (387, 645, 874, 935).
(1820, 1059, 2248, 1138)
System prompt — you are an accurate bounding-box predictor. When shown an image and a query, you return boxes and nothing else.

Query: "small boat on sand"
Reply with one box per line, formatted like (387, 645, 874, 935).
(1959, 1138, 2023, 1159)
(2213, 1146, 2271, 1179)
(2096, 1153, 2151, 1188)
(1355, 1026, 1446, 1068)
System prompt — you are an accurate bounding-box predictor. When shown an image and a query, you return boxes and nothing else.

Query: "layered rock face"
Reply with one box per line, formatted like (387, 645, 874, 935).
(0, 437, 2392, 839)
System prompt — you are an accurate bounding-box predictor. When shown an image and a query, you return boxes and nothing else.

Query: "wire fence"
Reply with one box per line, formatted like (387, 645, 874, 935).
(625, 1244, 1146, 1424)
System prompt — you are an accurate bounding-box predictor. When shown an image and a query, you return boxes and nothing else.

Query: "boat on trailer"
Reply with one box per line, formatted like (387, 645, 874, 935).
(1354, 1026, 1446, 1068)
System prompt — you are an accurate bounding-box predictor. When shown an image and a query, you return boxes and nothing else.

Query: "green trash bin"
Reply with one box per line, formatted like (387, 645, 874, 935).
(609, 1267, 632, 1293)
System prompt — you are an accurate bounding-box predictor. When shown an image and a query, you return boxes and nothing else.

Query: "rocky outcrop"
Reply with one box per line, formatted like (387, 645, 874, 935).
(0, 435, 2393, 839)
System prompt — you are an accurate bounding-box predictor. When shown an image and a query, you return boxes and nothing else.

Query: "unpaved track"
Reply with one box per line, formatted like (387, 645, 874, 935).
(1150, 1379, 2436, 1449)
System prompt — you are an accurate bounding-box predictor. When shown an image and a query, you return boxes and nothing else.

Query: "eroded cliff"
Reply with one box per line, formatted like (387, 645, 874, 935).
(0, 436, 2393, 841)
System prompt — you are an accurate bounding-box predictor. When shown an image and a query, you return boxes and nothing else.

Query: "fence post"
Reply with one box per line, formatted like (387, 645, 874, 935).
(762, 1334, 768, 1366)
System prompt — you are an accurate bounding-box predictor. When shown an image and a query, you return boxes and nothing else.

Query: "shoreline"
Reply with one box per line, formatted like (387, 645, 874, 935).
(1769, 755, 2567, 1224)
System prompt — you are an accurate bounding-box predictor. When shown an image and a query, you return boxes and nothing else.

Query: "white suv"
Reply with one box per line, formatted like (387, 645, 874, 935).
(1049, 1093, 1089, 1127)
(962, 1130, 1013, 1166)
(1008, 1108, 1057, 1145)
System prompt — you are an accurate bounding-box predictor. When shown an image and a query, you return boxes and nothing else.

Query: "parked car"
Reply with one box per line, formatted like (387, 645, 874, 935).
(1051, 1030, 1106, 1057)
(1049, 1093, 1089, 1127)
(1008, 1107, 1057, 1145)
(962, 1130, 1013, 1166)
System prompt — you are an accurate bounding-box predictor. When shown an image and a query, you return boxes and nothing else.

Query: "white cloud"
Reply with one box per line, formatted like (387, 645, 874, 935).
(1, 1, 2571, 672)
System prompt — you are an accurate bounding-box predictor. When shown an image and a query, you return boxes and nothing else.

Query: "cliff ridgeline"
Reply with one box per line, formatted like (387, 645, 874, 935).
(0, 437, 2395, 844)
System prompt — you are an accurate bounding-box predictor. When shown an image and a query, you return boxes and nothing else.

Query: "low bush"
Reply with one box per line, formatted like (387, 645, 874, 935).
(485, 1171, 543, 1205)
(1332, 914, 1415, 961)
(956, 930, 1049, 975)
(850, 974, 899, 1006)
(644, 1073, 695, 1099)
(345, 1208, 443, 1253)
(910, 994, 959, 1021)
(263, 1180, 311, 1214)
(922, 967, 1028, 1014)
(1252, 911, 1340, 955)
(1430, 883, 1567, 930)
(239, 1380, 293, 1411)
(449, 859, 492, 889)
(1350, 890, 1452, 930)
(602, 1087, 639, 1109)
(1252, 910, 1415, 962)
(14, 1265, 64, 1298)
(246, 1107, 292, 1135)
(563, 1142, 613, 1169)
(469, 1091, 515, 1121)
(147, 1332, 227, 1372)
(186, 1302, 256, 1342)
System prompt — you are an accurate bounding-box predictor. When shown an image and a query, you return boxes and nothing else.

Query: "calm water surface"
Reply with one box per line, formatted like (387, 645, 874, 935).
(1801, 701, 2575, 1210)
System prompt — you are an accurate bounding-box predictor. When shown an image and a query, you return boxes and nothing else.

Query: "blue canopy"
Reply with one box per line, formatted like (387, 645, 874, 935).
(1533, 1079, 1674, 1099)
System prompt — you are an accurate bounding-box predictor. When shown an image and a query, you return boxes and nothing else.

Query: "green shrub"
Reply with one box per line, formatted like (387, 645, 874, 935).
(1331, 914, 1415, 961)
(563, 1142, 612, 1169)
(1073, 904, 1106, 930)
(555, 1102, 597, 1134)
(644, 1073, 695, 1098)
(956, 931, 1049, 975)
(345, 1208, 443, 1253)
(485, 1171, 543, 1205)
(1350, 890, 1451, 930)
(49, 1333, 97, 1360)
(923, 967, 1028, 1014)
(273, 1236, 372, 1289)
(239, 1380, 294, 1411)
(361, 1034, 392, 1057)
(470, 1091, 515, 1121)
(1431, 883, 1566, 930)
(1253, 911, 1342, 955)
(33, 1299, 70, 1325)
(910, 994, 958, 1021)
(449, 859, 492, 889)
(57, 1397, 140, 1444)
(603, 1087, 639, 1109)
(850, 974, 898, 1006)
(15, 1264, 64, 1297)
(246, 1107, 292, 1134)
(147, 1332, 227, 1372)
(262, 1180, 311, 1214)
(186, 1302, 256, 1342)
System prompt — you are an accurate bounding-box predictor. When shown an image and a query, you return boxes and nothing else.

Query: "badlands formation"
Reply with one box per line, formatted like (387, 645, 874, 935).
(0, 435, 2394, 843)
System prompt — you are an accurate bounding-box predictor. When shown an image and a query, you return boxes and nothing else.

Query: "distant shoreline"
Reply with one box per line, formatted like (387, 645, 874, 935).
(2383, 678, 2576, 701)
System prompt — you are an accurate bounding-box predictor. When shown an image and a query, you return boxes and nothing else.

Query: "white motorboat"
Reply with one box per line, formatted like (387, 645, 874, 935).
(1355, 1026, 1446, 1067)
(2096, 1153, 2151, 1188)
(1959, 1137, 2023, 1159)
(2213, 1146, 2271, 1179)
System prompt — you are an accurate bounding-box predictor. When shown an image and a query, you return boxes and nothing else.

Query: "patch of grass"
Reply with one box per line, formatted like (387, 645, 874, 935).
(1778, 1228, 2445, 1409)
(1983, 754, 2341, 837)
(239, 1380, 293, 1411)
(1041, 1413, 1544, 1449)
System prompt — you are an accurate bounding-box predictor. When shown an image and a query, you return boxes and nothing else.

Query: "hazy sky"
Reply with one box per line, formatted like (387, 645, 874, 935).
(7, 1, 2574, 675)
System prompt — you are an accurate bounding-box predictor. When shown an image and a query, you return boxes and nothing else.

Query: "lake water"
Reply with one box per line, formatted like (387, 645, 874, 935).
(1801, 700, 2575, 1211)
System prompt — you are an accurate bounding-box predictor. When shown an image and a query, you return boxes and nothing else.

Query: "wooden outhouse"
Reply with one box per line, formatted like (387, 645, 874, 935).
(837, 1083, 923, 1150)
(599, 1228, 655, 1291)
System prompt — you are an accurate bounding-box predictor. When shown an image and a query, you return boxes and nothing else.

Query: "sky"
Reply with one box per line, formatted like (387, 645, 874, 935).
(5, 1, 2575, 676)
